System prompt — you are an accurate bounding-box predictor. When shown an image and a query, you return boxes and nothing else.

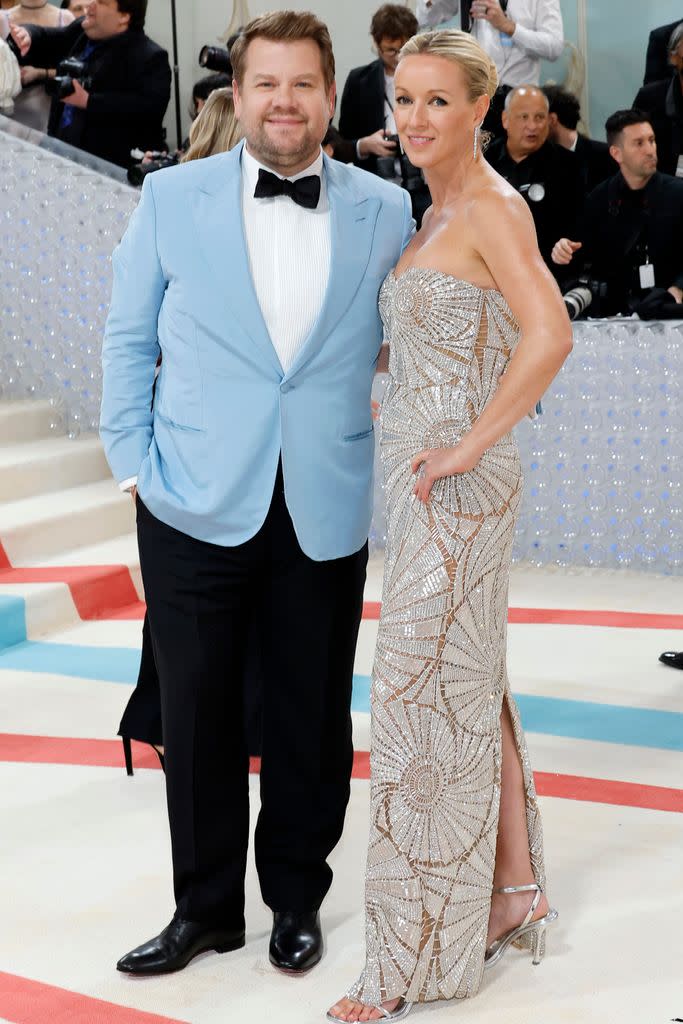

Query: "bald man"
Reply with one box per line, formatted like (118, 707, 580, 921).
(486, 85, 582, 276)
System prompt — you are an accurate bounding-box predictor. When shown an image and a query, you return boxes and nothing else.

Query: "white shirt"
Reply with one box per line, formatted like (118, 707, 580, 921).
(415, 0, 563, 86)
(119, 145, 331, 492)
(241, 144, 331, 375)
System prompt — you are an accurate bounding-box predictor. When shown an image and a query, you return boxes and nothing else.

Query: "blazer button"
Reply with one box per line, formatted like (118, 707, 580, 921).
(280, 382, 294, 394)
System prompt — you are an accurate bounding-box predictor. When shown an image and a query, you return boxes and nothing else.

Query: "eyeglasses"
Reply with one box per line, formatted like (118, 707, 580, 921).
(379, 46, 402, 57)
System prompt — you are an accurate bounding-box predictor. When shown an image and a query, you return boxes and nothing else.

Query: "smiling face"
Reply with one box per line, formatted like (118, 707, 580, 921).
(502, 88, 549, 160)
(393, 54, 488, 170)
(232, 37, 336, 175)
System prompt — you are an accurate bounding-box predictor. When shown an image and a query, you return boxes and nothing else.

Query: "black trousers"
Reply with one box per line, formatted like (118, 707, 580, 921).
(136, 469, 367, 925)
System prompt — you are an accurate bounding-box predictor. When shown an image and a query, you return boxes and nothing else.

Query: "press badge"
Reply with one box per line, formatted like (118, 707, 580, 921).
(639, 263, 655, 288)
(499, 32, 513, 47)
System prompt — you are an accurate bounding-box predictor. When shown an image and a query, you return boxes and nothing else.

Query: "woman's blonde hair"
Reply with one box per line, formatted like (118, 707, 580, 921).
(182, 87, 242, 163)
(400, 29, 498, 103)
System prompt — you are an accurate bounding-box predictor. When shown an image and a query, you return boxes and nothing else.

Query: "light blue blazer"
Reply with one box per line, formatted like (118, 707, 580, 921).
(100, 142, 414, 560)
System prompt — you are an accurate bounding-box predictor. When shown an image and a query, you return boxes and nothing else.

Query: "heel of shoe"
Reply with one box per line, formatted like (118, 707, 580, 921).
(529, 925, 546, 965)
(122, 736, 133, 777)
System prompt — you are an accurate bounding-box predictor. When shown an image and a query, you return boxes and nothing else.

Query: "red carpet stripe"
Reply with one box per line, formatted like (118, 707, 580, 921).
(0, 971, 188, 1024)
(1, 734, 681, 813)
(2, 538, 682, 628)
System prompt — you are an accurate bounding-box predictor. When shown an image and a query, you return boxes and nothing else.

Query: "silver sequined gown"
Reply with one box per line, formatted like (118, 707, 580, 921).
(349, 268, 546, 1006)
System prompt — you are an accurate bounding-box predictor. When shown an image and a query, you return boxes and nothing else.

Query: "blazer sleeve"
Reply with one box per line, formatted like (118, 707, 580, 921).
(339, 70, 361, 146)
(88, 45, 171, 119)
(100, 173, 165, 484)
(21, 19, 80, 68)
(511, 0, 564, 61)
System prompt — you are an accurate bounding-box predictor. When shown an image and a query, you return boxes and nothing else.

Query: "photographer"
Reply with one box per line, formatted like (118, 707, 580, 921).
(552, 110, 683, 318)
(634, 23, 683, 179)
(543, 83, 616, 195)
(8, 0, 170, 169)
(339, 3, 429, 223)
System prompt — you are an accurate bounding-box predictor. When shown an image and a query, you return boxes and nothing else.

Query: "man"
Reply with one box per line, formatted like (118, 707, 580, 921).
(543, 83, 616, 194)
(339, 3, 429, 223)
(634, 22, 683, 179)
(339, 4, 418, 175)
(486, 85, 581, 275)
(552, 109, 683, 317)
(643, 17, 683, 86)
(8, 0, 169, 168)
(101, 10, 413, 977)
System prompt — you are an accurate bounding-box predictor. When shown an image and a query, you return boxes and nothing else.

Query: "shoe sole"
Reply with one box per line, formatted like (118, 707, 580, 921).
(268, 949, 323, 974)
(117, 934, 245, 975)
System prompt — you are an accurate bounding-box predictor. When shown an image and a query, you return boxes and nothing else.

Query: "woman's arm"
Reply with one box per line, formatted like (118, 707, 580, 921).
(413, 187, 573, 501)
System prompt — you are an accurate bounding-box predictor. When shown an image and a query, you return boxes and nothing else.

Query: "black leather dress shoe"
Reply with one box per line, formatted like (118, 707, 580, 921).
(117, 916, 245, 975)
(269, 911, 323, 972)
(659, 650, 683, 669)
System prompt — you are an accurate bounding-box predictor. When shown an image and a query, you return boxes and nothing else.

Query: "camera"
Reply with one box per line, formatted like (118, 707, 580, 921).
(562, 277, 608, 321)
(128, 149, 179, 187)
(45, 57, 92, 100)
(198, 45, 232, 75)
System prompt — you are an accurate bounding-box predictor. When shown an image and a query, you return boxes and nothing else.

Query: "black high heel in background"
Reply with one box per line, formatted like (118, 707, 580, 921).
(119, 614, 164, 776)
(121, 735, 165, 775)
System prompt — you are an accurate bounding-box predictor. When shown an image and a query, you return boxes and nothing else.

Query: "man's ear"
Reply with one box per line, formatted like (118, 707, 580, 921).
(328, 81, 337, 120)
(501, 110, 509, 132)
(232, 78, 241, 118)
(609, 143, 623, 165)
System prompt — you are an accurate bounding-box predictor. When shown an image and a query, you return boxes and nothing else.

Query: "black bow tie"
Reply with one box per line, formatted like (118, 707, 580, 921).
(254, 167, 321, 209)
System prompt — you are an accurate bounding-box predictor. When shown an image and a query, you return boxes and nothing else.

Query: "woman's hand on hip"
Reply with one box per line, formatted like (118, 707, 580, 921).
(411, 440, 482, 503)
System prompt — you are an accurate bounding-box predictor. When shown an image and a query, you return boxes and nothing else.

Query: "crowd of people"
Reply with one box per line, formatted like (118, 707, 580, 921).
(1, 1, 681, 321)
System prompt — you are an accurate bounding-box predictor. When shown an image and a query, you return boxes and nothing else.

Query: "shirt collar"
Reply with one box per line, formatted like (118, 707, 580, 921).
(242, 144, 325, 197)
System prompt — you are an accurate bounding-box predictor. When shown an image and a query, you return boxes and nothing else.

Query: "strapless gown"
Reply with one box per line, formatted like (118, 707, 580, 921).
(349, 268, 547, 1005)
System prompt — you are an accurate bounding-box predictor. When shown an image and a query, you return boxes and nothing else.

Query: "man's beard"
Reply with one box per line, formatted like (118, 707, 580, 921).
(247, 121, 320, 169)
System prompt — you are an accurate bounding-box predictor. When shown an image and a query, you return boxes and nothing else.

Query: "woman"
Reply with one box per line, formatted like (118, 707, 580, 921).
(119, 87, 245, 773)
(328, 30, 572, 1023)
(1, 0, 73, 132)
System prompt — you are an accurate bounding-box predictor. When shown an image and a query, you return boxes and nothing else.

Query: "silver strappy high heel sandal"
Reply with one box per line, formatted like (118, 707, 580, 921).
(484, 883, 558, 969)
(326, 997, 412, 1022)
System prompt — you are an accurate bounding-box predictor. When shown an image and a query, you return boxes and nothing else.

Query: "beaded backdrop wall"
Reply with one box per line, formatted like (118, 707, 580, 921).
(2, 129, 682, 573)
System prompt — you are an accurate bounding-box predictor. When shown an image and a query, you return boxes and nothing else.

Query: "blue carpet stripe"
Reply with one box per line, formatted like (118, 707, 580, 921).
(0, 595, 28, 652)
(0, 642, 681, 752)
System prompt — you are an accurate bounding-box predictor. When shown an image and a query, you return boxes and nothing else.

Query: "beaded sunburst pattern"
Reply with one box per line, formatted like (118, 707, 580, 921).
(349, 268, 547, 1006)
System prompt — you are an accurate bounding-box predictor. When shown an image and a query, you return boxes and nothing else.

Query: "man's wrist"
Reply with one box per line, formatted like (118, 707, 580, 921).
(502, 15, 516, 36)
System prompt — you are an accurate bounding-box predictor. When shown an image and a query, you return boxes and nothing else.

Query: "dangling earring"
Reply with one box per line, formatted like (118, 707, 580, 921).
(473, 123, 480, 160)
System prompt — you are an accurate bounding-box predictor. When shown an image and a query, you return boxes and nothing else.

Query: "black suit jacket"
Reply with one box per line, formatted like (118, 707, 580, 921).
(634, 76, 683, 178)
(573, 171, 683, 314)
(574, 133, 617, 195)
(644, 20, 682, 85)
(23, 18, 171, 168)
(339, 58, 388, 175)
(486, 138, 582, 276)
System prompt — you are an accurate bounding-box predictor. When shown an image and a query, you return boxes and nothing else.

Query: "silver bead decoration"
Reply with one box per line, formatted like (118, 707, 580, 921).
(0, 126, 138, 435)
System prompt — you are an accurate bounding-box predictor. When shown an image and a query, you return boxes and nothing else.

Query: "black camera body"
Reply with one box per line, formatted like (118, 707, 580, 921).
(45, 57, 93, 100)
(127, 151, 179, 187)
(376, 132, 424, 192)
(562, 276, 608, 321)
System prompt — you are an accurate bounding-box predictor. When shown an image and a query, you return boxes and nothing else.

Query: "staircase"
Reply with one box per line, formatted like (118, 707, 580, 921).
(0, 400, 142, 650)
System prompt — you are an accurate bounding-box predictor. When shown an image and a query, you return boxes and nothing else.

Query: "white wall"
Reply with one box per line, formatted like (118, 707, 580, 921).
(144, 0, 416, 148)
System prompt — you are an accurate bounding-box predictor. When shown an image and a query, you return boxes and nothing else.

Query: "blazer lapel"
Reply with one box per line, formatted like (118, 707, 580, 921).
(191, 142, 283, 375)
(285, 156, 381, 380)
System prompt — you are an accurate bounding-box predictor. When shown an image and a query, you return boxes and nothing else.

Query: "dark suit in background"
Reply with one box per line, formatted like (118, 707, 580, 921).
(486, 138, 582, 277)
(643, 20, 683, 85)
(338, 58, 387, 177)
(634, 76, 683, 178)
(573, 133, 617, 195)
(22, 17, 170, 167)
(571, 171, 683, 315)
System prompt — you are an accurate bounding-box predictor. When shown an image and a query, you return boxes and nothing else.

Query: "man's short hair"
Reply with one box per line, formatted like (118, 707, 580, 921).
(230, 10, 335, 90)
(370, 4, 418, 44)
(668, 22, 683, 53)
(605, 108, 651, 147)
(193, 72, 231, 104)
(116, 0, 146, 31)
(542, 84, 581, 130)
